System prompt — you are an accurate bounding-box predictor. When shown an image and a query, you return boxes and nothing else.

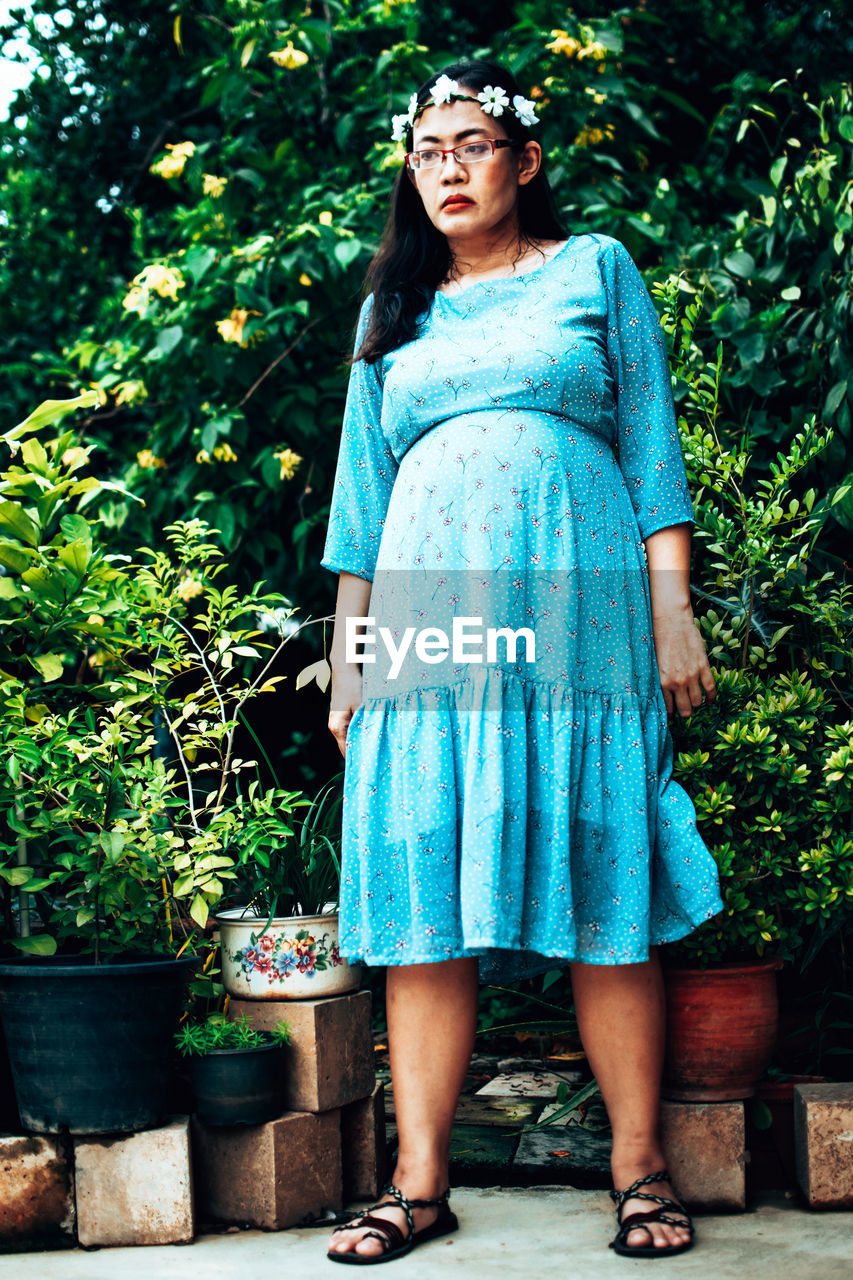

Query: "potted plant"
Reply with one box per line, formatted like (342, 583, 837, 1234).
(175, 1011, 291, 1126)
(0, 397, 334, 1132)
(215, 775, 361, 1000)
(650, 282, 853, 1100)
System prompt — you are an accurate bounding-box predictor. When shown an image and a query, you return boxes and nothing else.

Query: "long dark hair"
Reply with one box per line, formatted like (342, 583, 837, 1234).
(354, 58, 567, 365)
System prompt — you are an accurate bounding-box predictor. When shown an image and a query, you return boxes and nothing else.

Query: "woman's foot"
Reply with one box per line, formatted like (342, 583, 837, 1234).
(610, 1157, 692, 1252)
(327, 1173, 446, 1260)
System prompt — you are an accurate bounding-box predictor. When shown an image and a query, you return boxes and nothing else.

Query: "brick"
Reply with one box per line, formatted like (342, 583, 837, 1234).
(74, 1115, 194, 1247)
(794, 1083, 853, 1209)
(229, 990, 374, 1113)
(660, 1100, 746, 1210)
(0, 1133, 75, 1249)
(191, 1109, 342, 1229)
(341, 1080, 386, 1200)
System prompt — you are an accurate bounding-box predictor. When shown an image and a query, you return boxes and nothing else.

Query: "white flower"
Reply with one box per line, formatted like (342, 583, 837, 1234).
(478, 84, 511, 116)
(430, 74, 460, 105)
(391, 113, 409, 142)
(512, 94, 539, 127)
(407, 92, 419, 123)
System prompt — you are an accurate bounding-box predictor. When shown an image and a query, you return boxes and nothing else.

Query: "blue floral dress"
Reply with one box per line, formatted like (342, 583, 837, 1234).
(321, 233, 723, 982)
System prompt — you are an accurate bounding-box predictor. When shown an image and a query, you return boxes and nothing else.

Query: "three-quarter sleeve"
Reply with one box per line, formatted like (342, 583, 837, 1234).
(320, 296, 399, 581)
(598, 236, 695, 542)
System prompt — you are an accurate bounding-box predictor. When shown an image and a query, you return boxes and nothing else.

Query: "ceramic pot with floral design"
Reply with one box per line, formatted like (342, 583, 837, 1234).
(215, 908, 361, 1000)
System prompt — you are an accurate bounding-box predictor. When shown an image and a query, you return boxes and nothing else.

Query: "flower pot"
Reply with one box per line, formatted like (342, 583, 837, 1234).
(216, 908, 360, 1000)
(189, 1041, 286, 1125)
(661, 957, 784, 1102)
(0, 953, 196, 1134)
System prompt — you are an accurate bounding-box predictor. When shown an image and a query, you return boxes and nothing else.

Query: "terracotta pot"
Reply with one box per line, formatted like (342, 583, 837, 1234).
(661, 957, 784, 1101)
(216, 908, 361, 1000)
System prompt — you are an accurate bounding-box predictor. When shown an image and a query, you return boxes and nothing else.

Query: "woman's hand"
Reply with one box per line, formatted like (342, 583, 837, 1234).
(327, 570, 372, 757)
(651, 602, 716, 719)
(328, 663, 364, 758)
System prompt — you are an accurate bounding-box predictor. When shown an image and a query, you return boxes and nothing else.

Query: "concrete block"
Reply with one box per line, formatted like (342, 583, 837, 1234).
(341, 1080, 386, 1201)
(0, 1133, 75, 1249)
(191, 1108, 342, 1230)
(660, 1099, 746, 1210)
(229, 990, 374, 1113)
(73, 1115, 194, 1247)
(794, 1083, 853, 1209)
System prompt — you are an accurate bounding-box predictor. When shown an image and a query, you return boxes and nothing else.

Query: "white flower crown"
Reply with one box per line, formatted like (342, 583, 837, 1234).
(391, 74, 539, 143)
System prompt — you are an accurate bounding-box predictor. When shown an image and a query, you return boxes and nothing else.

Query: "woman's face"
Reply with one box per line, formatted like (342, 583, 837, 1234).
(408, 95, 541, 242)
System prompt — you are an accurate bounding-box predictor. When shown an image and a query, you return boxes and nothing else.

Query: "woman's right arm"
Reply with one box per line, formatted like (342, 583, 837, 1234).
(327, 570, 372, 758)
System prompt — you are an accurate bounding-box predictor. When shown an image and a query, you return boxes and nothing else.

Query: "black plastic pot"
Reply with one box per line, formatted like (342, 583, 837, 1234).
(190, 1042, 285, 1126)
(0, 953, 196, 1135)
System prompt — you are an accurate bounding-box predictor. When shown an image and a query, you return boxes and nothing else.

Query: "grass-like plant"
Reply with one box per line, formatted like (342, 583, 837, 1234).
(174, 1011, 291, 1057)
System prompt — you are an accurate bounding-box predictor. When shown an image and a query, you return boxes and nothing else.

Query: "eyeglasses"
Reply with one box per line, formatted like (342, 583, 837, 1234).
(404, 138, 517, 171)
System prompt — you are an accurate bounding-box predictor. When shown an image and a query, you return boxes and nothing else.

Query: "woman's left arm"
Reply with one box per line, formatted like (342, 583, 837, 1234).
(644, 521, 716, 718)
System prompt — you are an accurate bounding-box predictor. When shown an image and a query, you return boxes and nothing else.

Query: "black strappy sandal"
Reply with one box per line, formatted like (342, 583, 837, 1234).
(326, 1181, 458, 1265)
(609, 1169, 695, 1258)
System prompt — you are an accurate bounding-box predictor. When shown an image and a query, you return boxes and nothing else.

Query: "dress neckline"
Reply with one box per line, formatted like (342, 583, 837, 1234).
(435, 235, 576, 300)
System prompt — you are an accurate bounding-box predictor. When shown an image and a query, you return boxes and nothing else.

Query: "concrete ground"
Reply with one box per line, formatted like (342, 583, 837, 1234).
(2, 1187, 850, 1280)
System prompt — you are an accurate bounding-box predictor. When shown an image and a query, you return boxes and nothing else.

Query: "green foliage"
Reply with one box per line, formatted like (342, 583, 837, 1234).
(174, 1010, 291, 1056)
(226, 774, 343, 918)
(0, 396, 337, 960)
(653, 284, 853, 966)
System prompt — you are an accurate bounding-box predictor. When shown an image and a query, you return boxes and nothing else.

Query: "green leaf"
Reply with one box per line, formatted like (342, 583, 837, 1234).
(825, 382, 848, 416)
(4, 390, 101, 446)
(0, 541, 33, 573)
(189, 894, 209, 928)
(0, 502, 39, 547)
(29, 653, 64, 682)
(11, 934, 57, 956)
(724, 252, 756, 279)
(156, 326, 184, 356)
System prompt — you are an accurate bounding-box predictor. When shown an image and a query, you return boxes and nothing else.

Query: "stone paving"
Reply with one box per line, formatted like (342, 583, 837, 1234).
(4, 1187, 852, 1279)
(381, 1051, 626, 1188)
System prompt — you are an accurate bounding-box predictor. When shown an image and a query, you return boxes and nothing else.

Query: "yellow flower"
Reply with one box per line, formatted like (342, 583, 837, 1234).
(175, 577, 205, 603)
(150, 140, 196, 179)
(213, 442, 238, 463)
(136, 449, 167, 470)
(577, 41, 608, 62)
(131, 263, 186, 301)
(547, 29, 582, 57)
(299, 273, 312, 286)
(115, 380, 148, 406)
(122, 285, 148, 312)
(318, 210, 333, 227)
(86, 615, 105, 627)
(203, 173, 228, 198)
(273, 447, 302, 480)
(215, 307, 261, 346)
(574, 123, 614, 149)
(269, 43, 308, 69)
(196, 448, 213, 464)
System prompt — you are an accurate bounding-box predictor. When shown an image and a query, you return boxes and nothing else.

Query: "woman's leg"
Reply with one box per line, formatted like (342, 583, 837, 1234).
(569, 949, 693, 1251)
(328, 956, 479, 1258)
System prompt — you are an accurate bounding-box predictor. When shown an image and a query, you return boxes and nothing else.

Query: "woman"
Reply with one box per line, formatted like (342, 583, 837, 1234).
(320, 58, 723, 1264)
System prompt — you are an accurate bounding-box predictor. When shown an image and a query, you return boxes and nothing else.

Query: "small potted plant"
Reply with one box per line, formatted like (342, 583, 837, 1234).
(651, 282, 853, 1101)
(215, 776, 361, 1000)
(175, 1011, 291, 1126)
